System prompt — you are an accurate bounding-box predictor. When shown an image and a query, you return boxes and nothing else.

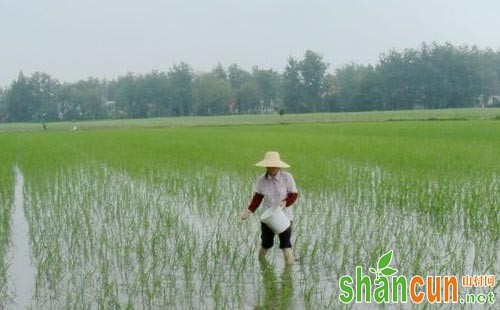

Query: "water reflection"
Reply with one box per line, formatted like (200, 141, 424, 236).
(256, 259, 293, 310)
(8, 166, 35, 309)
(12, 165, 499, 308)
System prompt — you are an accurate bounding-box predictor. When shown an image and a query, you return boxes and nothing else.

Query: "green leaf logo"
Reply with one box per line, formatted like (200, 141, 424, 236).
(381, 267, 398, 276)
(369, 250, 398, 280)
(377, 250, 393, 269)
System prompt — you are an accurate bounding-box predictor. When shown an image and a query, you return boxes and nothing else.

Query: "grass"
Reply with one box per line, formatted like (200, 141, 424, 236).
(0, 109, 499, 308)
(0, 107, 499, 133)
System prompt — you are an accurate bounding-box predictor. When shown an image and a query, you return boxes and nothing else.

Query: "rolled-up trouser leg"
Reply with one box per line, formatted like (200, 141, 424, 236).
(260, 222, 275, 249)
(278, 222, 292, 249)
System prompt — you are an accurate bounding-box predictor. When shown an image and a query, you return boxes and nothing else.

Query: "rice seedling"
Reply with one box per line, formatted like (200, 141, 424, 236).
(0, 136, 16, 307)
(0, 112, 498, 308)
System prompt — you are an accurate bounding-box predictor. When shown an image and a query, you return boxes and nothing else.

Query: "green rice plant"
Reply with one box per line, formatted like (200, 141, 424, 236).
(0, 135, 16, 307)
(0, 112, 498, 308)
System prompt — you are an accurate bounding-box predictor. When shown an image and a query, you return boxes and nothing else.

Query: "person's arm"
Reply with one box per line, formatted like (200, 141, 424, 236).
(241, 192, 264, 220)
(283, 192, 298, 207)
(282, 172, 298, 207)
(248, 192, 264, 212)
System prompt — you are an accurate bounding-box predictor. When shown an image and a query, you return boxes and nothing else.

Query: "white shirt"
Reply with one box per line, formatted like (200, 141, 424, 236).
(254, 170, 298, 220)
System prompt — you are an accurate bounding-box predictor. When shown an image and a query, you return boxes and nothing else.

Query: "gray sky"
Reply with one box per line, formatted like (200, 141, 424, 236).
(1, 0, 500, 87)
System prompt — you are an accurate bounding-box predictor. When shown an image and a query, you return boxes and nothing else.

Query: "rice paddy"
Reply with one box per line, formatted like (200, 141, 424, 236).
(0, 110, 499, 309)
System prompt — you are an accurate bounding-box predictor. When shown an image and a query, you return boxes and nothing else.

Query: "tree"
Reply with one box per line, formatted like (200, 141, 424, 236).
(108, 73, 139, 118)
(375, 42, 497, 110)
(335, 64, 382, 111)
(0, 87, 6, 121)
(2, 43, 499, 122)
(299, 50, 329, 112)
(212, 63, 228, 81)
(192, 73, 235, 115)
(321, 73, 339, 112)
(377, 49, 414, 110)
(139, 71, 170, 117)
(4, 72, 61, 122)
(227, 64, 252, 89)
(282, 51, 329, 113)
(227, 64, 253, 113)
(237, 80, 261, 114)
(57, 84, 83, 120)
(282, 57, 303, 113)
(77, 78, 107, 119)
(58, 78, 106, 120)
(5, 72, 37, 121)
(168, 63, 194, 116)
(470, 47, 499, 106)
(252, 67, 282, 113)
(30, 72, 60, 121)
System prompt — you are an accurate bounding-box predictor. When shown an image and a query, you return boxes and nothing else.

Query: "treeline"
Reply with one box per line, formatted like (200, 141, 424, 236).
(1, 42, 500, 122)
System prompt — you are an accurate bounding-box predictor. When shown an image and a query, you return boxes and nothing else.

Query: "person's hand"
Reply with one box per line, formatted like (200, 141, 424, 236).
(241, 209, 251, 220)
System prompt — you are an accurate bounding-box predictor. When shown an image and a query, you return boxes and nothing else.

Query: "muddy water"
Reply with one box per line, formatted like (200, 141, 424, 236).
(8, 166, 35, 309)
(7, 165, 499, 309)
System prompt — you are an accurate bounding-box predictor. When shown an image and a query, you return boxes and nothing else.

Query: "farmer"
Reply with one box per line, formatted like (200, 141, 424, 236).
(241, 151, 299, 265)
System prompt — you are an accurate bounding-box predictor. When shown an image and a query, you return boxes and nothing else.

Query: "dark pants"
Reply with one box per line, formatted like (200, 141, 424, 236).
(261, 221, 292, 249)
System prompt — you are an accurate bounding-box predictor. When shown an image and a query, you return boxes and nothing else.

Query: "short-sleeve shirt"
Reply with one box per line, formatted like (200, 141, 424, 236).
(254, 170, 298, 220)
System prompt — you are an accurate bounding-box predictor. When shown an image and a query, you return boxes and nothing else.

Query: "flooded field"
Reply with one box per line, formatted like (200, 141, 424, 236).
(0, 118, 499, 309)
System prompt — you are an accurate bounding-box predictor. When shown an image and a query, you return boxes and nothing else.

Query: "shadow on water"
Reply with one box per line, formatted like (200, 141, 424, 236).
(255, 259, 294, 310)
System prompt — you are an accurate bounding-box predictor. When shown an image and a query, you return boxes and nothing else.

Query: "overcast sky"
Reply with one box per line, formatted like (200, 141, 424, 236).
(1, 0, 500, 87)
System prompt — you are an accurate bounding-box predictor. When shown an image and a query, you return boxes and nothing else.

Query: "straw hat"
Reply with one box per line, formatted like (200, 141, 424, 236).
(255, 151, 290, 168)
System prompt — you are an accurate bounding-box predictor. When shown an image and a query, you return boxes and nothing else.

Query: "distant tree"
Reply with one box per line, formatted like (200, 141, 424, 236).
(334, 64, 361, 111)
(227, 64, 252, 89)
(0, 87, 5, 120)
(252, 67, 282, 113)
(237, 80, 261, 113)
(417, 43, 464, 109)
(356, 65, 383, 111)
(299, 50, 329, 112)
(335, 63, 382, 111)
(321, 73, 339, 112)
(282, 50, 329, 113)
(437, 44, 487, 108)
(374, 42, 500, 110)
(78, 78, 107, 119)
(5, 72, 44, 122)
(57, 84, 84, 120)
(140, 71, 170, 117)
(377, 49, 414, 110)
(3, 43, 500, 122)
(58, 78, 106, 120)
(108, 73, 140, 118)
(30, 72, 61, 121)
(282, 57, 304, 113)
(192, 73, 235, 115)
(212, 63, 228, 81)
(227, 64, 253, 113)
(168, 63, 194, 116)
(470, 47, 500, 105)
